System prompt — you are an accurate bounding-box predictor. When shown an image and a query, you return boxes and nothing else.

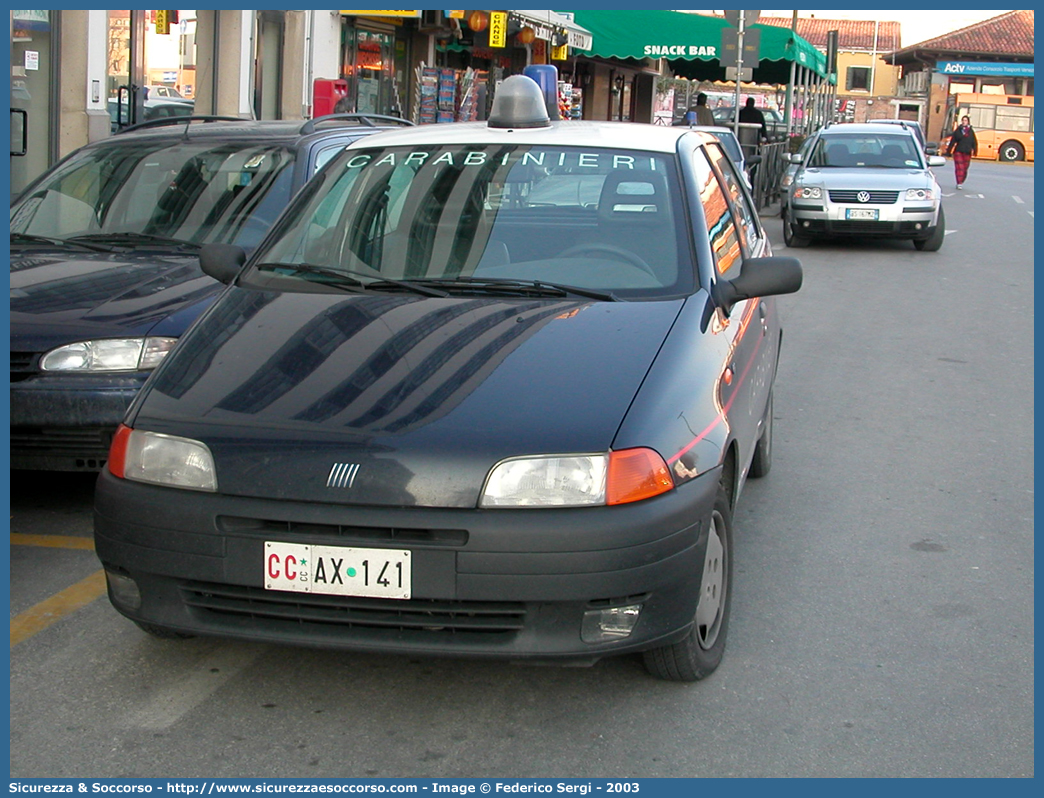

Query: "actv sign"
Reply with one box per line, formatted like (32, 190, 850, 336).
(937, 61, 1034, 78)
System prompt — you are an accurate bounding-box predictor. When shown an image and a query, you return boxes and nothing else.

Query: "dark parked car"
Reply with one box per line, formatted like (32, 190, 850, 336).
(868, 118, 938, 155)
(712, 105, 788, 142)
(10, 113, 412, 471)
(94, 76, 802, 681)
(107, 98, 195, 133)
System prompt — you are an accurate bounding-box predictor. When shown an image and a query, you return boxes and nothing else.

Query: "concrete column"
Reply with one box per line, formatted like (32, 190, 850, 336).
(194, 10, 252, 118)
(57, 10, 110, 156)
(282, 11, 307, 119)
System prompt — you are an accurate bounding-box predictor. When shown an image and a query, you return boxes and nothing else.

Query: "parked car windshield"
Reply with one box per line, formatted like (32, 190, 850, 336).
(251, 144, 693, 298)
(809, 134, 925, 168)
(10, 137, 296, 251)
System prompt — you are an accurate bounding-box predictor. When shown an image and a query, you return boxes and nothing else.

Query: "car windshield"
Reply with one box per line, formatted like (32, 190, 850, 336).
(10, 137, 295, 251)
(250, 144, 693, 298)
(809, 134, 924, 168)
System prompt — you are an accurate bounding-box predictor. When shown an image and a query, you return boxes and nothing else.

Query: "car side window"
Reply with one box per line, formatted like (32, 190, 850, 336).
(705, 143, 761, 254)
(691, 146, 742, 276)
(314, 143, 347, 174)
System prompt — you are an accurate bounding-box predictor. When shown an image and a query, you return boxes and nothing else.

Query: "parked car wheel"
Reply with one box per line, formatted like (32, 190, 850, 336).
(643, 481, 733, 682)
(998, 140, 1025, 162)
(749, 391, 773, 478)
(913, 207, 946, 251)
(782, 208, 810, 248)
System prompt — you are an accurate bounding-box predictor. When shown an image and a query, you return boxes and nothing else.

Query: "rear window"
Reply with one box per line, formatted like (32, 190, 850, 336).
(252, 144, 693, 298)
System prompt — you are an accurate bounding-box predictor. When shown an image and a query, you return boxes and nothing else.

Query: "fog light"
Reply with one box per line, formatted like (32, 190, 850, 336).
(801, 220, 811, 228)
(105, 570, 142, 610)
(581, 604, 642, 643)
(914, 222, 923, 230)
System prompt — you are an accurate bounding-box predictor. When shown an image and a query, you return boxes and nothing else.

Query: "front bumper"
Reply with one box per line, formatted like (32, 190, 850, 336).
(10, 372, 147, 470)
(790, 201, 939, 239)
(93, 467, 721, 663)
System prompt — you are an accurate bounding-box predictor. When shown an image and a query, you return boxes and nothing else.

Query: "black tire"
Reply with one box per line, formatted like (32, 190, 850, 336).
(748, 391, 773, 478)
(134, 620, 194, 640)
(998, 140, 1025, 162)
(913, 206, 945, 252)
(782, 209, 810, 248)
(643, 481, 733, 682)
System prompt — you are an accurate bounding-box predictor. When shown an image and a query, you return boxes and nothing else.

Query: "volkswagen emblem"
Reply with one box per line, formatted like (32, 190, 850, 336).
(857, 191, 871, 203)
(327, 463, 360, 488)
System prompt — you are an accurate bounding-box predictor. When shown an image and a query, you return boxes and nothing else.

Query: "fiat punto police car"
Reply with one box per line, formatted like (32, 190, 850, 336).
(94, 73, 802, 681)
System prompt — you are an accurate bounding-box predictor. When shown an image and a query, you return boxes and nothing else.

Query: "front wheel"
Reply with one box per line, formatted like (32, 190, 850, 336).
(782, 209, 810, 248)
(913, 206, 945, 252)
(643, 482, 733, 682)
(998, 140, 1025, 162)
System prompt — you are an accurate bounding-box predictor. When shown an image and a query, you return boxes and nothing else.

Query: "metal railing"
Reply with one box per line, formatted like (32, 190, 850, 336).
(749, 140, 789, 210)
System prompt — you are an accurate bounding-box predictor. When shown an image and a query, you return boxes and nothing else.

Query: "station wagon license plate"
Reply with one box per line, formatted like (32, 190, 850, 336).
(845, 208, 879, 220)
(264, 541, 411, 599)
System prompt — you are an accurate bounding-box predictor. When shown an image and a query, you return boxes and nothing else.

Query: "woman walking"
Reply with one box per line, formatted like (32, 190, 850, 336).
(946, 115, 978, 189)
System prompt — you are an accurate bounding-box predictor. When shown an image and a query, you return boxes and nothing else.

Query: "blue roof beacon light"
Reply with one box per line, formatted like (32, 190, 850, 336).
(523, 64, 562, 121)
(487, 75, 553, 129)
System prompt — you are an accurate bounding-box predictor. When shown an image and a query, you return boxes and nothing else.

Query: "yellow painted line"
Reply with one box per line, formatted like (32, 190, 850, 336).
(10, 533, 95, 550)
(10, 570, 108, 647)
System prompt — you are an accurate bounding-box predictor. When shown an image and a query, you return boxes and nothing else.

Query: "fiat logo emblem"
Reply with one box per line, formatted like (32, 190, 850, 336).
(857, 191, 871, 203)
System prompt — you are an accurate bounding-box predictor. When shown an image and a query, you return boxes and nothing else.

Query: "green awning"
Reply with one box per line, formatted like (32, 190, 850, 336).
(561, 10, 829, 83)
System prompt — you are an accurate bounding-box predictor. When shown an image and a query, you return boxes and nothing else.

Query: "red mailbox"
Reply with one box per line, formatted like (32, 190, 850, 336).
(313, 78, 349, 117)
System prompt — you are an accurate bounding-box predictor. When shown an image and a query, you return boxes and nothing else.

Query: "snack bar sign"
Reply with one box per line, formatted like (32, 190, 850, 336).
(489, 11, 508, 48)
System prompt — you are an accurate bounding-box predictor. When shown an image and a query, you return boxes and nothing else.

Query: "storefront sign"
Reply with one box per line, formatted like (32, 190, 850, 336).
(937, 60, 1033, 78)
(551, 43, 568, 61)
(489, 11, 508, 48)
(340, 10, 421, 18)
(24, 50, 39, 71)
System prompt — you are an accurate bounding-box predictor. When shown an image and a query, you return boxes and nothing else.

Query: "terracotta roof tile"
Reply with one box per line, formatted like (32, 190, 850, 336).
(756, 16, 901, 51)
(897, 9, 1033, 56)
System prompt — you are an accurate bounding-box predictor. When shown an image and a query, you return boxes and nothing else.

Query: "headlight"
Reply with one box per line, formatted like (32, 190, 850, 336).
(780, 173, 794, 189)
(108, 425, 217, 492)
(480, 448, 673, 508)
(905, 188, 935, 201)
(40, 337, 177, 372)
(792, 186, 822, 200)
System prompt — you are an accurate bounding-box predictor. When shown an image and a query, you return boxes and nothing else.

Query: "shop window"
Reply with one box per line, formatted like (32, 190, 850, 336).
(846, 66, 871, 92)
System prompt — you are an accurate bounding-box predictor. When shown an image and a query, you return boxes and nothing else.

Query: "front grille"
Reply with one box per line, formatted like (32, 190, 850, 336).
(180, 581, 527, 638)
(828, 220, 899, 233)
(11, 351, 39, 382)
(10, 426, 113, 470)
(828, 190, 900, 204)
(217, 516, 468, 546)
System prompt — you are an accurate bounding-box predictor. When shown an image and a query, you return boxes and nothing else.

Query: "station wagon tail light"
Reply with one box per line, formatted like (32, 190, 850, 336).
(905, 188, 935, 200)
(480, 448, 673, 508)
(793, 187, 821, 200)
(40, 337, 178, 372)
(108, 424, 217, 492)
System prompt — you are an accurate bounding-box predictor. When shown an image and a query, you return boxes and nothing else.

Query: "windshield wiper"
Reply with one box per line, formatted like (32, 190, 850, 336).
(416, 276, 618, 302)
(68, 232, 202, 250)
(255, 262, 368, 293)
(10, 232, 115, 253)
(256, 263, 449, 298)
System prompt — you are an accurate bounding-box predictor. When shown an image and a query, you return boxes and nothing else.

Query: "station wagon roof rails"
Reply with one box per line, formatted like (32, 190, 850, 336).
(114, 115, 243, 135)
(298, 113, 414, 135)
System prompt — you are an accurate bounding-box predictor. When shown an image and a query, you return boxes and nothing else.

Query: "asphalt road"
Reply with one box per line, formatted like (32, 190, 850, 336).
(8, 160, 1033, 778)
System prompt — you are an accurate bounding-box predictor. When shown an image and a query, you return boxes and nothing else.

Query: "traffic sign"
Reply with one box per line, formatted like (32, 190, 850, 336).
(723, 9, 761, 28)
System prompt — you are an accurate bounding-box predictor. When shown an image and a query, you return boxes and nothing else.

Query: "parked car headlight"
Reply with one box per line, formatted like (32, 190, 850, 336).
(40, 337, 178, 372)
(792, 186, 822, 200)
(108, 425, 217, 491)
(780, 173, 795, 189)
(480, 448, 673, 508)
(905, 188, 935, 201)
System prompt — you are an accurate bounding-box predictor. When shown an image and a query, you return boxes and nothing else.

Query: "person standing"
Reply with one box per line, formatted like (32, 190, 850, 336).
(738, 96, 767, 141)
(693, 93, 715, 126)
(946, 115, 978, 189)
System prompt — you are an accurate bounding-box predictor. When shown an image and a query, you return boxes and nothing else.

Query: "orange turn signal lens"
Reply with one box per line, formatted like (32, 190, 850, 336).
(606, 448, 674, 506)
(108, 423, 132, 479)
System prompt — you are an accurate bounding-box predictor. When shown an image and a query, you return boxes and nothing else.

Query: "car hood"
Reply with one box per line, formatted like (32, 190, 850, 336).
(800, 167, 934, 189)
(9, 249, 223, 352)
(136, 290, 685, 507)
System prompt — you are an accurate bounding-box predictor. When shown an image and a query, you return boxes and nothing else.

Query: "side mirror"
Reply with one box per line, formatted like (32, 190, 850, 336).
(787, 152, 804, 164)
(716, 256, 803, 308)
(199, 243, 246, 284)
(746, 154, 763, 167)
(927, 155, 947, 167)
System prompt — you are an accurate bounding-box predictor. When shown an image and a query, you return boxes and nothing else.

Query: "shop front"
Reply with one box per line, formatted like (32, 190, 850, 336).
(338, 11, 416, 118)
(10, 10, 57, 198)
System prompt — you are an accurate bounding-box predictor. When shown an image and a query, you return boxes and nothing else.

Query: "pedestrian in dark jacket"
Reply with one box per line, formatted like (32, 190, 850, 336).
(946, 115, 978, 189)
(738, 97, 767, 141)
